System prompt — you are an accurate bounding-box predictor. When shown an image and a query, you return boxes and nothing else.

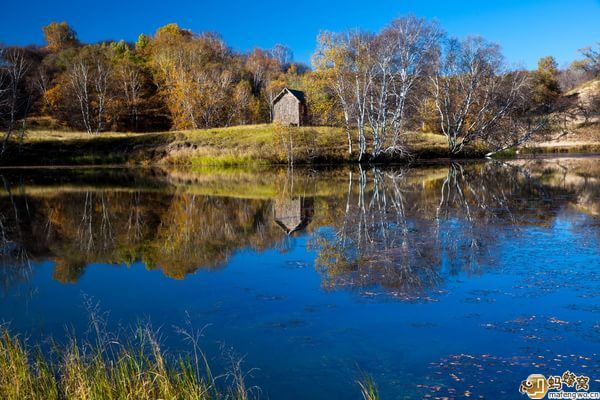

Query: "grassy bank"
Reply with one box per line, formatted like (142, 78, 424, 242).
(0, 124, 486, 167)
(492, 143, 600, 159)
(520, 143, 600, 155)
(4, 123, 597, 167)
(1, 130, 175, 166)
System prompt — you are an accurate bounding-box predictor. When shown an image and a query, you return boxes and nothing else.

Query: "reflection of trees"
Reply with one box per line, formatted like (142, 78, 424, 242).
(0, 176, 32, 292)
(43, 190, 159, 282)
(51, 192, 288, 279)
(77, 192, 115, 254)
(0, 211, 32, 291)
(127, 192, 145, 241)
(522, 158, 600, 217)
(315, 167, 442, 299)
(149, 194, 283, 278)
(435, 163, 506, 275)
(0, 186, 294, 282)
(0, 159, 597, 288)
(314, 161, 581, 299)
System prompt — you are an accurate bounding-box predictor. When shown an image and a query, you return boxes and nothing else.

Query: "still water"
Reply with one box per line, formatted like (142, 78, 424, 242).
(0, 157, 598, 399)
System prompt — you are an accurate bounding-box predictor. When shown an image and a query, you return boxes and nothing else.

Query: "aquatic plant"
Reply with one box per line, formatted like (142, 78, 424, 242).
(357, 373, 380, 400)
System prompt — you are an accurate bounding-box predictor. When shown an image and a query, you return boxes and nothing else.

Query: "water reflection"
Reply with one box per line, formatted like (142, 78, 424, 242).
(313, 159, 598, 299)
(0, 158, 598, 296)
(274, 197, 315, 235)
(0, 175, 33, 292)
(314, 168, 444, 299)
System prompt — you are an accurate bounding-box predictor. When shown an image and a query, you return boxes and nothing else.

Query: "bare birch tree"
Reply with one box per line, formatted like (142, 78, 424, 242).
(68, 59, 93, 133)
(314, 17, 441, 160)
(93, 57, 111, 133)
(366, 33, 394, 158)
(430, 36, 541, 154)
(34, 64, 51, 113)
(348, 31, 375, 161)
(67, 48, 113, 134)
(314, 30, 375, 160)
(118, 60, 143, 130)
(313, 32, 356, 154)
(381, 16, 441, 153)
(0, 48, 30, 154)
(0, 50, 9, 123)
(270, 44, 293, 67)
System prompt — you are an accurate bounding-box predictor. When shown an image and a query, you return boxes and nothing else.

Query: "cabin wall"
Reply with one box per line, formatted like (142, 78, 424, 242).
(273, 93, 301, 125)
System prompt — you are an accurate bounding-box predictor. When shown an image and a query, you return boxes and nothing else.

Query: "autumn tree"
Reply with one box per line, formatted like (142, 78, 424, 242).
(110, 41, 147, 130)
(42, 22, 79, 52)
(148, 25, 243, 129)
(301, 70, 340, 127)
(233, 80, 252, 125)
(188, 33, 237, 127)
(245, 47, 306, 123)
(245, 48, 279, 121)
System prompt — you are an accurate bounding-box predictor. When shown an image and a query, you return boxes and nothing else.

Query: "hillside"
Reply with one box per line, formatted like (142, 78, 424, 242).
(566, 77, 600, 101)
(521, 78, 600, 154)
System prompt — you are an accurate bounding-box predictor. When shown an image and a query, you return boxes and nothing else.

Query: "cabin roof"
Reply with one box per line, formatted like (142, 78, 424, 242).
(273, 87, 306, 104)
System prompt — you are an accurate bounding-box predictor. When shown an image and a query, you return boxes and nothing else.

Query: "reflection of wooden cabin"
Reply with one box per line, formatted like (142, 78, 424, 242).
(272, 88, 307, 126)
(273, 197, 314, 235)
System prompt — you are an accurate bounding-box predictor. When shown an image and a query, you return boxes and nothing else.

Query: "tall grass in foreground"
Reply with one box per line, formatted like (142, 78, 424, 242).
(0, 322, 379, 399)
(0, 325, 253, 400)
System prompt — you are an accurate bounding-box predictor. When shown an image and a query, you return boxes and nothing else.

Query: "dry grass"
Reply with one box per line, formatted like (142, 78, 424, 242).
(163, 124, 351, 165)
(0, 321, 379, 399)
(0, 324, 254, 400)
(403, 131, 447, 150)
(180, 124, 280, 147)
(5, 124, 504, 166)
(21, 130, 164, 142)
(566, 78, 600, 99)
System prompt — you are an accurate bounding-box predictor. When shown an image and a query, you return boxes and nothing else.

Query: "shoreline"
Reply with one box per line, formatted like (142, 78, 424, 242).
(1, 125, 598, 168)
(1, 151, 599, 171)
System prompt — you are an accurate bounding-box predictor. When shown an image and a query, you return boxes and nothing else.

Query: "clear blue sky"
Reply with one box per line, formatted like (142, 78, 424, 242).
(2, 0, 599, 69)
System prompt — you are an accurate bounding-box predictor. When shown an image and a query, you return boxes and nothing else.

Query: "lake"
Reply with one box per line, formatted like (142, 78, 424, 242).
(0, 157, 598, 399)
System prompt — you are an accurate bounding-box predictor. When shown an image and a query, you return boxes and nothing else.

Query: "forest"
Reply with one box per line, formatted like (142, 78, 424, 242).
(0, 16, 599, 159)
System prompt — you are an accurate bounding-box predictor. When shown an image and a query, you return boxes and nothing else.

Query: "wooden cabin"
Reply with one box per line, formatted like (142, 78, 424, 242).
(272, 88, 307, 126)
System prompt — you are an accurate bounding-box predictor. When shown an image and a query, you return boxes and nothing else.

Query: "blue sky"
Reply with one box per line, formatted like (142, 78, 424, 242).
(2, 0, 599, 69)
